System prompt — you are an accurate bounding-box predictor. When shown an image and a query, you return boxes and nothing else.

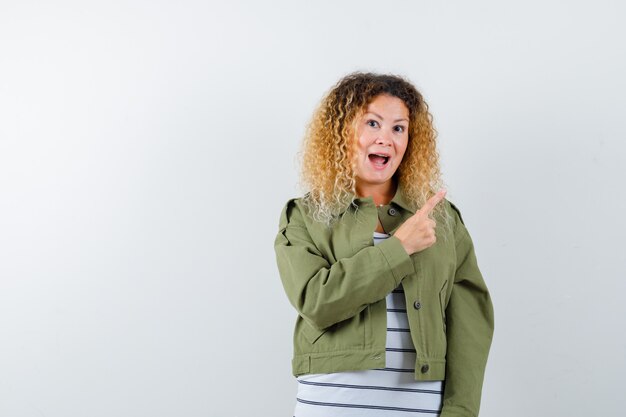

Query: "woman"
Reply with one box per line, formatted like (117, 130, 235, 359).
(274, 72, 494, 417)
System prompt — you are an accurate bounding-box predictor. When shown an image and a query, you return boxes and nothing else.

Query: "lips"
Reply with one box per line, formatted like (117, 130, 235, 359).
(367, 153, 391, 171)
(368, 153, 390, 168)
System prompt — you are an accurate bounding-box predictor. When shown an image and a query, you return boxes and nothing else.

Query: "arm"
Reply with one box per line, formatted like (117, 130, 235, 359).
(273, 199, 415, 331)
(440, 204, 495, 417)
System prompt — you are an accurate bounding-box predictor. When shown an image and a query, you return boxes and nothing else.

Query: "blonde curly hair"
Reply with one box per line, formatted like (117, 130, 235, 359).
(297, 71, 453, 233)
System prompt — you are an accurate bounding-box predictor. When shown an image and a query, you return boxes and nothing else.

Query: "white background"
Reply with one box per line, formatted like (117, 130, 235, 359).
(1, 1, 625, 416)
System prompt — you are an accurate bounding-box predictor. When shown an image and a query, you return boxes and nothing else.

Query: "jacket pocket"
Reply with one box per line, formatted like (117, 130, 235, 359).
(301, 320, 328, 345)
(439, 281, 448, 333)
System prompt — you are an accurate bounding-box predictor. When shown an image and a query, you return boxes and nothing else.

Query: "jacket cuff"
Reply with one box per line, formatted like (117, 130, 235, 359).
(439, 405, 476, 417)
(376, 235, 414, 286)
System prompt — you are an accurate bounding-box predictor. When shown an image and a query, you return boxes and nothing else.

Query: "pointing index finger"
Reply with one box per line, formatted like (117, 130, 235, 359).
(418, 189, 447, 215)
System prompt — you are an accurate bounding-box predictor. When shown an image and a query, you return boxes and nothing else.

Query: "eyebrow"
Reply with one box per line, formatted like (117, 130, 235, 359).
(366, 111, 409, 123)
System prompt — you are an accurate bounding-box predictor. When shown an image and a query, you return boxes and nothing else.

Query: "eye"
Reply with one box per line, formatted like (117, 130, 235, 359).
(367, 119, 379, 128)
(394, 125, 406, 133)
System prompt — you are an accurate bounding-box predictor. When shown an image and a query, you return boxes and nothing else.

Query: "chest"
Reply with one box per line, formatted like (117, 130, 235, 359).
(310, 205, 456, 289)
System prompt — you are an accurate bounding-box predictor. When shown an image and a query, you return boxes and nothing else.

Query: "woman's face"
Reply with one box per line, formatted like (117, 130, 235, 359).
(353, 94, 410, 193)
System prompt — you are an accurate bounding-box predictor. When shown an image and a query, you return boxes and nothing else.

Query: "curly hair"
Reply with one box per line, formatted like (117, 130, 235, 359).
(297, 71, 453, 234)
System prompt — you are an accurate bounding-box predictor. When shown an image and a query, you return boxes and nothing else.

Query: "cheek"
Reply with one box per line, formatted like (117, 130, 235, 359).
(356, 136, 369, 155)
(396, 139, 409, 157)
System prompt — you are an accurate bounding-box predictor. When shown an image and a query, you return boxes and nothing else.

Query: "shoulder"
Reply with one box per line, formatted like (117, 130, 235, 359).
(443, 197, 467, 238)
(442, 197, 475, 249)
(277, 195, 309, 230)
(444, 198, 465, 226)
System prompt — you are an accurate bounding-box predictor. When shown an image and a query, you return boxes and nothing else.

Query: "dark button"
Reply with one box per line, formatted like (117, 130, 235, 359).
(388, 207, 398, 216)
(413, 301, 422, 310)
(421, 364, 429, 373)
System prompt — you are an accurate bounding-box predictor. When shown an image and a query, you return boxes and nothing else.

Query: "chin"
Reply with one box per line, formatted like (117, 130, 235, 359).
(359, 176, 394, 185)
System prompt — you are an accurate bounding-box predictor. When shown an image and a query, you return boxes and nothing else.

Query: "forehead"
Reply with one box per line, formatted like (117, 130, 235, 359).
(365, 94, 409, 118)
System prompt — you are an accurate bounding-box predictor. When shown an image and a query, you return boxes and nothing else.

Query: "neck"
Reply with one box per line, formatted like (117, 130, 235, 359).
(355, 179, 398, 206)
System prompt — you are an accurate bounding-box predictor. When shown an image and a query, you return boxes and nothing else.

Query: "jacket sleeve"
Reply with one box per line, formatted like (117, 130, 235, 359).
(274, 199, 415, 331)
(440, 203, 495, 417)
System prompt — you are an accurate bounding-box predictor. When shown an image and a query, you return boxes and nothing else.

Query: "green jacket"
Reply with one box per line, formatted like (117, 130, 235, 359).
(274, 185, 495, 417)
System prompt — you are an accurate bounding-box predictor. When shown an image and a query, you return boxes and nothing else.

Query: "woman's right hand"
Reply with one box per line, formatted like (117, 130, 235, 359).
(393, 189, 447, 255)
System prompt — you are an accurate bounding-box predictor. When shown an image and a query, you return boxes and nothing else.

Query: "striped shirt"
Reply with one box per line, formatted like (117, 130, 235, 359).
(293, 231, 444, 417)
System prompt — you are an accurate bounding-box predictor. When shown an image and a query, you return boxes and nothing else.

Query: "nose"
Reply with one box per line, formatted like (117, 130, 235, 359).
(375, 130, 393, 146)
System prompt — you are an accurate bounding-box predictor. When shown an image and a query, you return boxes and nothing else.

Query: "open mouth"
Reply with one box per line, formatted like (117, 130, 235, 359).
(368, 153, 390, 166)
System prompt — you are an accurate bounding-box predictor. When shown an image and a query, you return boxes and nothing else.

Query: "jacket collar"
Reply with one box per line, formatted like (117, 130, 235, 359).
(389, 182, 416, 214)
(344, 181, 416, 215)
